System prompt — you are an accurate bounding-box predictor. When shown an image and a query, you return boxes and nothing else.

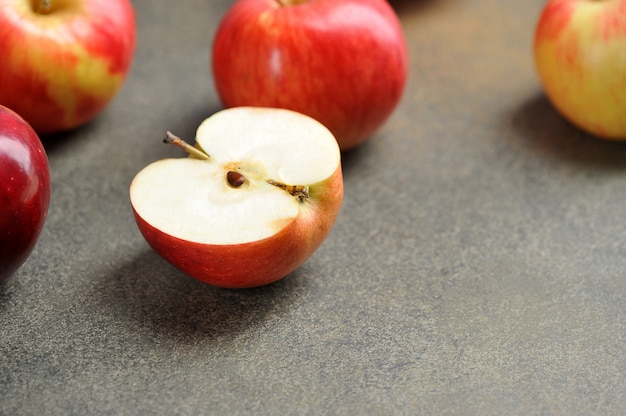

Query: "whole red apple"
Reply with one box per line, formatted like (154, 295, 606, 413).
(211, 0, 409, 150)
(0, 0, 136, 135)
(0, 105, 51, 283)
(534, 0, 626, 139)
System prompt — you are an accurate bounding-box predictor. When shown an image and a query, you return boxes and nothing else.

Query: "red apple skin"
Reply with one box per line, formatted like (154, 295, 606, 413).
(534, 0, 626, 139)
(132, 166, 343, 289)
(0, 0, 136, 134)
(0, 105, 51, 283)
(212, 0, 408, 151)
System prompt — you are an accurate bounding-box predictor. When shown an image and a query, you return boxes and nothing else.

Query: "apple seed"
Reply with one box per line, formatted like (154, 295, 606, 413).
(227, 171, 246, 188)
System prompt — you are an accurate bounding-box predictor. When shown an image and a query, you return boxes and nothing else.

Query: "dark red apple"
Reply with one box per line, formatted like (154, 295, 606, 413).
(211, 0, 409, 151)
(0, 105, 51, 282)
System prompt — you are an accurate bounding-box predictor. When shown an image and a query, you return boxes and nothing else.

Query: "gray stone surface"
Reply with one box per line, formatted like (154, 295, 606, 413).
(1, 0, 625, 414)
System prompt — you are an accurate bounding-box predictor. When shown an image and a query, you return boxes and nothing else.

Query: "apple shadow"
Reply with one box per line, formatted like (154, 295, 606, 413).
(0, 272, 27, 314)
(339, 133, 380, 181)
(509, 92, 626, 170)
(0, 280, 11, 313)
(37, 117, 102, 156)
(89, 247, 307, 345)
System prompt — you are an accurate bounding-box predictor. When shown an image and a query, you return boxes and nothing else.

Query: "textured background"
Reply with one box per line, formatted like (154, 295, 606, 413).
(2, 0, 625, 414)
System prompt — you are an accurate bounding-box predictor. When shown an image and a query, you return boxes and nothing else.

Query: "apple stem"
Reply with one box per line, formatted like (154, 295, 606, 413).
(163, 131, 210, 160)
(37, 0, 52, 14)
(267, 180, 310, 202)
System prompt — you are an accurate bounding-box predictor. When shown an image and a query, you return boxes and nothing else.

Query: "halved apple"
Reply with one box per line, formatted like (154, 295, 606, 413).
(129, 107, 343, 288)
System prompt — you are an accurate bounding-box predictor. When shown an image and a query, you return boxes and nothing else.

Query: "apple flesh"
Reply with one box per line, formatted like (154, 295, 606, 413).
(211, 0, 409, 150)
(534, 0, 626, 139)
(0, 105, 51, 283)
(130, 107, 343, 289)
(0, 0, 136, 134)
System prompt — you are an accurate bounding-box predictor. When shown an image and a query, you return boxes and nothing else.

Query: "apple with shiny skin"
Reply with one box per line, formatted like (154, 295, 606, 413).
(0, 105, 51, 283)
(130, 107, 343, 289)
(0, 0, 136, 135)
(534, 0, 626, 139)
(211, 0, 408, 151)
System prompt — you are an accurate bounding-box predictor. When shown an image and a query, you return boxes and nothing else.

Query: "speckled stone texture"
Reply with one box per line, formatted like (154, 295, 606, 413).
(1, 0, 625, 414)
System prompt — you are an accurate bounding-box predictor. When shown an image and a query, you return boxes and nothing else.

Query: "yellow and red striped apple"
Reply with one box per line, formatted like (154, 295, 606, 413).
(211, 0, 408, 151)
(534, 0, 626, 139)
(130, 107, 343, 289)
(0, 0, 136, 135)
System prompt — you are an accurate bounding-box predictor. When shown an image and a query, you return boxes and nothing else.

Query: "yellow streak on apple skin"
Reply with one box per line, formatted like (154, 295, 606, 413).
(8, 42, 124, 126)
(535, 2, 626, 139)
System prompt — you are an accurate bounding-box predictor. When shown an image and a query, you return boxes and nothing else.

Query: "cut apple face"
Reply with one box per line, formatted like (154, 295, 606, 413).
(129, 107, 343, 288)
